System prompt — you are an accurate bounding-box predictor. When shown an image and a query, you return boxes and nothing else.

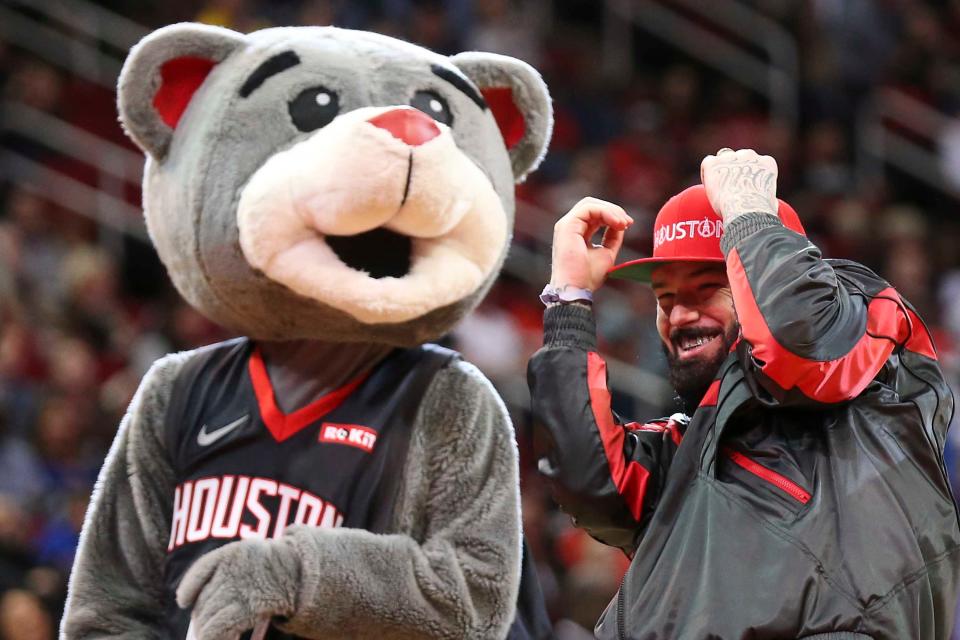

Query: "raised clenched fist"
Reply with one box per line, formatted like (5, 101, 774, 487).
(700, 148, 778, 223)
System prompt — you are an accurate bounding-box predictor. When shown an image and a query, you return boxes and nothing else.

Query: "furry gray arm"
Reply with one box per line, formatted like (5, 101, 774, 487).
(177, 360, 522, 640)
(60, 353, 188, 639)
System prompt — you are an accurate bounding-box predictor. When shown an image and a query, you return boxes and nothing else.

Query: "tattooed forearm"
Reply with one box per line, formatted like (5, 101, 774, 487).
(721, 192, 777, 221)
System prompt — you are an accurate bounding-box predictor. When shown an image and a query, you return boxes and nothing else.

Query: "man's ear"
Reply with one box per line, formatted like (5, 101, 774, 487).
(449, 52, 553, 183)
(117, 22, 244, 160)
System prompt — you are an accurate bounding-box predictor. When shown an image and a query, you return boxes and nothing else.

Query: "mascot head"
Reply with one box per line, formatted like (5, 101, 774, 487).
(118, 24, 552, 345)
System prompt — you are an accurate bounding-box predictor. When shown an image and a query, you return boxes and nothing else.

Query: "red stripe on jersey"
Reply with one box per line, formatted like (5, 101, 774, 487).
(587, 352, 650, 521)
(248, 346, 367, 442)
(727, 249, 907, 403)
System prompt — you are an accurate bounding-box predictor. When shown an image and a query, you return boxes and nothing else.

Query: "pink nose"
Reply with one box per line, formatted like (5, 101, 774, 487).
(368, 108, 440, 146)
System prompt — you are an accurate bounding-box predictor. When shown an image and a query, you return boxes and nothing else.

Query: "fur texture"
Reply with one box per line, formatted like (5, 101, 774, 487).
(235, 105, 508, 324)
(449, 52, 552, 182)
(61, 353, 189, 638)
(62, 353, 520, 639)
(117, 24, 243, 160)
(117, 24, 552, 344)
(176, 537, 300, 640)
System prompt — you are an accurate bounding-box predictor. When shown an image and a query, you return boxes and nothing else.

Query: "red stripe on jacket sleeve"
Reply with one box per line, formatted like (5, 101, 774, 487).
(625, 419, 684, 446)
(905, 308, 938, 360)
(667, 422, 683, 446)
(587, 352, 650, 521)
(727, 249, 909, 403)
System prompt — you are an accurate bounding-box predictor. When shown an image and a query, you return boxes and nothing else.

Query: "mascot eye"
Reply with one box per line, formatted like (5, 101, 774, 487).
(410, 90, 452, 126)
(289, 86, 340, 132)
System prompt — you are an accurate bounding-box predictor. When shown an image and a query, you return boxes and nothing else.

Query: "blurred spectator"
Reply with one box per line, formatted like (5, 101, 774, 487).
(880, 205, 935, 316)
(802, 120, 853, 196)
(2, 60, 63, 114)
(0, 589, 55, 640)
(298, 0, 337, 26)
(939, 116, 960, 192)
(465, 0, 547, 66)
(0, 405, 44, 510)
(34, 395, 100, 505)
(453, 298, 525, 383)
(5, 188, 66, 318)
(807, 0, 899, 120)
(0, 497, 45, 597)
(0, 319, 45, 439)
(196, 0, 267, 31)
(553, 529, 628, 637)
(35, 492, 88, 573)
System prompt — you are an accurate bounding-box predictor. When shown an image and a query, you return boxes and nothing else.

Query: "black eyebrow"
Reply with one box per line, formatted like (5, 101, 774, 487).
(239, 51, 301, 98)
(430, 64, 487, 110)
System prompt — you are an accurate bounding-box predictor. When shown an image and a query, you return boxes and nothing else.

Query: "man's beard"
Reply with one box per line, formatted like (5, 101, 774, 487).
(661, 323, 739, 413)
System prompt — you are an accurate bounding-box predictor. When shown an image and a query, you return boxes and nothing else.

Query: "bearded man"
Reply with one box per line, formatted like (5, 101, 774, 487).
(529, 148, 960, 639)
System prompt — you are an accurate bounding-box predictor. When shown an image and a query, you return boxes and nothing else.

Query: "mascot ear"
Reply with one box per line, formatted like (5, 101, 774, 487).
(449, 52, 553, 183)
(117, 23, 244, 160)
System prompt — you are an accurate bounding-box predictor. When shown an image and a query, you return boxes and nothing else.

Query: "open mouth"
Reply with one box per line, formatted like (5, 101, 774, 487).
(325, 227, 412, 279)
(672, 329, 723, 358)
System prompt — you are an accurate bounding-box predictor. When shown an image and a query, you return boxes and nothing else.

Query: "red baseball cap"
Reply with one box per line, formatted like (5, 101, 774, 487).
(608, 184, 805, 283)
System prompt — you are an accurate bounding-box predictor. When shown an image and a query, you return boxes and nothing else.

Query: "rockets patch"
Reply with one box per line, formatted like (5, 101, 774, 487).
(319, 423, 378, 453)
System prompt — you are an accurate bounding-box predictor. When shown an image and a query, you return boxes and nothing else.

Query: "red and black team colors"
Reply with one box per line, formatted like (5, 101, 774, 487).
(63, 21, 558, 640)
(530, 152, 960, 638)
(163, 341, 454, 639)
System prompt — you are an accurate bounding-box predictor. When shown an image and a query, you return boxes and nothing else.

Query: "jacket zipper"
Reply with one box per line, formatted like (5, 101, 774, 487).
(617, 571, 627, 640)
(722, 446, 811, 504)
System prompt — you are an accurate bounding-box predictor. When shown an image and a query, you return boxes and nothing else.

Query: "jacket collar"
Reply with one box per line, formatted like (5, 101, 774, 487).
(698, 351, 756, 473)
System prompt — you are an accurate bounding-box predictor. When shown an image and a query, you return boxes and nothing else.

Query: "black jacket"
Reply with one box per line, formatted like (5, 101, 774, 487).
(528, 213, 960, 639)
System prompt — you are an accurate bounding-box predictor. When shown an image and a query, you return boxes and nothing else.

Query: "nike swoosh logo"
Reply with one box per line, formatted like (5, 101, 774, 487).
(197, 415, 248, 447)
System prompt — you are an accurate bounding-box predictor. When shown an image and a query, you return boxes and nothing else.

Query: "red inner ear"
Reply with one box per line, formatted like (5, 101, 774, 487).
(153, 57, 217, 129)
(481, 87, 526, 150)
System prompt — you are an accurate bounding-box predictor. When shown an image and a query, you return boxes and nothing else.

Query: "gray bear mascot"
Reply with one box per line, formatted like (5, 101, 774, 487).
(60, 23, 552, 640)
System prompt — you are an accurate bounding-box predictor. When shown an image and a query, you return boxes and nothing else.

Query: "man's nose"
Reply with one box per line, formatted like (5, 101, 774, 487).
(669, 302, 699, 326)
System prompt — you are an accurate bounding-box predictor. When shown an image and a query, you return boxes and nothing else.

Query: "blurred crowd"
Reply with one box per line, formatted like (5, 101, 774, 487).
(2, 0, 960, 637)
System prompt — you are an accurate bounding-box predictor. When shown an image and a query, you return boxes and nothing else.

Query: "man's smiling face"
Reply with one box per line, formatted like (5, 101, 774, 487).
(651, 262, 739, 410)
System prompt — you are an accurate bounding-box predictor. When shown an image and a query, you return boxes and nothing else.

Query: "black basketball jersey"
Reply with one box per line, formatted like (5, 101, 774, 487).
(160, 338, 456, 639)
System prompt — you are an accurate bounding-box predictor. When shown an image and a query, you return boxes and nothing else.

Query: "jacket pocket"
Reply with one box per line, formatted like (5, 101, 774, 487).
(717, 445, 813, 521)
(722, 446, 811, 504)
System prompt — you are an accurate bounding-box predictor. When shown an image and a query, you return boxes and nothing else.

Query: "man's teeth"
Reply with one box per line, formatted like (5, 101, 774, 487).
(680, 335, 716, 350)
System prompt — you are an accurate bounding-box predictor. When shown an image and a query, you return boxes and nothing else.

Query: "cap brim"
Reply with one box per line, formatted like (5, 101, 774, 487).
(607, 256, 726, 283)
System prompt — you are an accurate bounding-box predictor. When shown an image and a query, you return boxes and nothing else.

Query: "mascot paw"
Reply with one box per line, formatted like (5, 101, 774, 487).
(176, 538, 301, 640)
